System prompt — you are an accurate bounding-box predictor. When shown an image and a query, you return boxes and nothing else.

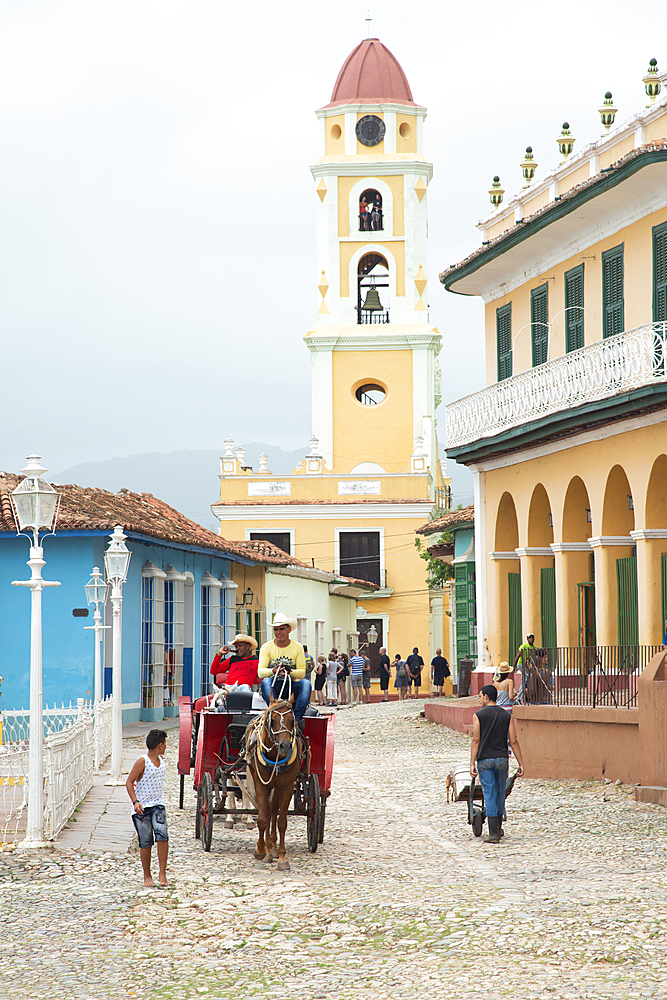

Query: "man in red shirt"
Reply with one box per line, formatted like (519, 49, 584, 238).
(193, 635, 259, 711)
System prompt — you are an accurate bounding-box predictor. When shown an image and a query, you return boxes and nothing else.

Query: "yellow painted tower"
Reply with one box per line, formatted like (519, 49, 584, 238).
(213, 39, 449, 685)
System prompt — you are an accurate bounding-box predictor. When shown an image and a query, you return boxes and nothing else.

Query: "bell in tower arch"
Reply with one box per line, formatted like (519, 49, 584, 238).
(361, 286, 383, 311)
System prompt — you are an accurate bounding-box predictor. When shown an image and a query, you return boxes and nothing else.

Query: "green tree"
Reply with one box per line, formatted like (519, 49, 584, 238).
(414, 535, 454, 588)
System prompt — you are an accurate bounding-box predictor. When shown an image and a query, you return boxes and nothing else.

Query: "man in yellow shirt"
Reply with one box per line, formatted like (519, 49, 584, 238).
(258, 613, 311, 721)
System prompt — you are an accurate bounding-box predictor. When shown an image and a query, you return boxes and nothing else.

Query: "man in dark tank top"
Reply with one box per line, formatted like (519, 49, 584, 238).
(470, 685, 525, 844)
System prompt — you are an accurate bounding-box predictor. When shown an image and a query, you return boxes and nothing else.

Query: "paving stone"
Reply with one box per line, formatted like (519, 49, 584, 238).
(0, 702, 665, 998)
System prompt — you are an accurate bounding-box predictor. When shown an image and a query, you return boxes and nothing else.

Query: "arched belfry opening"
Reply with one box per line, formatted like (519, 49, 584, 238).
(359, 189, 383, 232)
(357, 253, 389, 325)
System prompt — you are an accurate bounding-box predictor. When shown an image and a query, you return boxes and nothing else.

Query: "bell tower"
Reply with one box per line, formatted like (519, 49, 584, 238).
(307, 37, 442, 480)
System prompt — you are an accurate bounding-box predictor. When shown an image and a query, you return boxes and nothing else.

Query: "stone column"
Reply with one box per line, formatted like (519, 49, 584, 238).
(488, 552, 520, 664)
(589, 536, 635, 647)
(631, 530, 667, 646)
(516, 548, 554, 647)
(551, 543, 593, 648)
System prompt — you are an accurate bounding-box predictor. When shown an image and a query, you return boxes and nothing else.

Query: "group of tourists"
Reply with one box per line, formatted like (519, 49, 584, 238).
(359, 193, 383, 231)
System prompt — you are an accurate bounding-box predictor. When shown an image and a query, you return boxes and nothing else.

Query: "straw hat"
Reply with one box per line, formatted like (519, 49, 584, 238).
(231, 634, 258, 650)
(496, 661, 512, 674)
(271, 612, 297, 631)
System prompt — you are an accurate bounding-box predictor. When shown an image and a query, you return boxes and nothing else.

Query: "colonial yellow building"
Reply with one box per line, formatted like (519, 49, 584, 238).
(443, 62, 667, 666)
(213, 38, 451, 689)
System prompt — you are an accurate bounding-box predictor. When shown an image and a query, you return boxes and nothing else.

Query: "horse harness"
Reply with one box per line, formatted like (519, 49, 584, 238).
(244, 700, 303, 785)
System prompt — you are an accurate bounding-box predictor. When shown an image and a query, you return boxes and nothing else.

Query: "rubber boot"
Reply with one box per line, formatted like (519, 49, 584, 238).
(483, 816, 501, 843)
(498, 817, 505, 840)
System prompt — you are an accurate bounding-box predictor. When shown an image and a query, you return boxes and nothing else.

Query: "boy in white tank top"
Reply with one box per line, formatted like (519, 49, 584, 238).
(126, 729, 169, 887)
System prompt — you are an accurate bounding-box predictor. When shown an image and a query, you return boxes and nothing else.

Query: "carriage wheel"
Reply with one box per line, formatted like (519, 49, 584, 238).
(195, 781, 203, 839)
(472, 809, 484, 838)
(202, 772, 214, 852)
(179, 773, 185, 810)
(307, 774, 321, 853)
(317, 795, 326, 844)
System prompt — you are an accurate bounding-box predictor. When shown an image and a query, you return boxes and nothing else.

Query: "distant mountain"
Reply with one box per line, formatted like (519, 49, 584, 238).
(54, 444, 474, 533)
(54, 445, 308, 532)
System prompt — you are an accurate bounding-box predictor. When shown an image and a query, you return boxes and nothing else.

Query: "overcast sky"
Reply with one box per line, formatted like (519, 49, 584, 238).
(0, 1, 660, 497)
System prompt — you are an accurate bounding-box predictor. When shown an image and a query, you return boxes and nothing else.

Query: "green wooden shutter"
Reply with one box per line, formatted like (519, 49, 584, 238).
(508, 572, 522, 664)
(616, 554, 638, 647)
(466, 562, 477, 665)
(531, 284, 549, 366)
(602, 244, 624, 338)
(565, 264, 584, 352)
(235, 611, 241, 633)
(455, 563, 470, 660)
(653, 222, 667, 323)
(496, 303, 513, 381)
(254, 611, 262, 642)
(540, 566, 557, 649)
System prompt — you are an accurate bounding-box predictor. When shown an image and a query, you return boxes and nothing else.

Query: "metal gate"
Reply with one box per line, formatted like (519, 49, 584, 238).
(616, 554, 638, 647)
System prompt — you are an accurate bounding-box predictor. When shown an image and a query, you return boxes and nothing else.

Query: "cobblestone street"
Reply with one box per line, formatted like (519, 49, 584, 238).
(1, 700, 667, 1000)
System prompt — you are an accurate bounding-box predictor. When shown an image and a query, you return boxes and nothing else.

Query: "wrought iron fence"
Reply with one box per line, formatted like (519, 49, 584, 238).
(358, 309, 390, 324)
(516, 644, 661, 709)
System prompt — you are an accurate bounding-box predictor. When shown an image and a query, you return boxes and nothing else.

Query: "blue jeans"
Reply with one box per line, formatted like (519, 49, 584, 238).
(260, 676, 312, 721)
(477, 758, 509, 819)
(132, 804, 168, 848)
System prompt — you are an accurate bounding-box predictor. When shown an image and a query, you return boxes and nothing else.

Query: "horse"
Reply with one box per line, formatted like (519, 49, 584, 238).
(245, 698, 302, 872)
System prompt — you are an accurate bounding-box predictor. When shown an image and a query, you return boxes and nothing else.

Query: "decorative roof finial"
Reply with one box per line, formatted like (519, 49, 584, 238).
(557, 122, 576, 162)
(598, 92, 618, 135)
(309, 435, 321, 457)
(643, 58, 661, 106)
(520, 146, 538, 187)
(365, 8, 372, 39)
(235, 447, 246, 464)
(258, 452, 270, 473)
(223, 436, 234, 457)
(488, 175, 504, 209)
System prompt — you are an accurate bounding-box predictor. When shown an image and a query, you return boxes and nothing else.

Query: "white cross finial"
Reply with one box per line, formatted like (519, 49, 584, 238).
(365, 9, 372, 39)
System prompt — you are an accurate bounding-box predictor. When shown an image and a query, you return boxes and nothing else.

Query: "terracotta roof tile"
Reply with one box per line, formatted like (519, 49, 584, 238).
(416, 504, 474, 535)
(0, 473, 288, 564)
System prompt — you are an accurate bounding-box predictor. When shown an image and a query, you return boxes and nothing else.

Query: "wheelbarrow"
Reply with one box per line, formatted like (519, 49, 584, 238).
(446, 762, 519, 837)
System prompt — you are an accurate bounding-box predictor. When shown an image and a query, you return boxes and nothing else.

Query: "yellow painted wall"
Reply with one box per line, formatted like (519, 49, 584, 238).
(484, 205, 667, 384)
(521, 187, 551, 218)
(219, 474, 431, 505)
(646, 112, 667, 143)
(217, 511, 435, 688)
(340, 240, 405, 297)
(396, 114, 417, 155)
(599, 134, 635, 171)
(483, 419, 667, 658)
(558, 162, 590, 195)
(356, 111, 384, 156)
(325, 114, 346, 156)
(332, 349, 414, 473)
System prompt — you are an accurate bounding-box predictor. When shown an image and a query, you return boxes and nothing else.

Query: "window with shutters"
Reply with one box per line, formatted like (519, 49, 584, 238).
(531, 284, 549, 366)
(653, 222, 667, 323)
(339, 531, 381, 586)
(249, 532, 291, 555)
(564, 264, 584, 353)
(496, 303, 512, 381)
(602, 244, 624, 338)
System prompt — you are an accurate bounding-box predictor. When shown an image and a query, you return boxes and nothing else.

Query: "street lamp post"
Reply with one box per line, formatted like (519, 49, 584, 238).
(10, 455, 61, 848)
(104, 526, 131, 785)
(84, 568, 110, 774)
(84, 567, 109, 705)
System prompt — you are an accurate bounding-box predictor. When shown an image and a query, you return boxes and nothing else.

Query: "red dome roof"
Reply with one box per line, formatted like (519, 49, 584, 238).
(324, 39, 416, 108)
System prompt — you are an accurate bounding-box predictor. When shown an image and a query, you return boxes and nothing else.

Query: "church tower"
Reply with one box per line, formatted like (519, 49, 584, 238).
(308, 37, 442, 477)
(213, 39, 450, 686)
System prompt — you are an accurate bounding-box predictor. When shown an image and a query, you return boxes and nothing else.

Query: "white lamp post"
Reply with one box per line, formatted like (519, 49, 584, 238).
(10, 455, 61, 848)
(84, 567, 109, 705)
(104, 526, 131, 785)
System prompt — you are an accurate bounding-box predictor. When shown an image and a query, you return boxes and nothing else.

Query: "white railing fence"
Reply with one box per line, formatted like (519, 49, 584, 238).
(446, 322, 667, 450)
(0, 696, 113, 844)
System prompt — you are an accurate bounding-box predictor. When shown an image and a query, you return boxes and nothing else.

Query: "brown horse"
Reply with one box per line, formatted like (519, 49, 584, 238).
(246, 699, 302, 872)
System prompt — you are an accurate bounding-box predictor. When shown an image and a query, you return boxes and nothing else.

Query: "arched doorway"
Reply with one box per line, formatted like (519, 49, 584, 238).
(494, 492, 521, 662)
(601, 465, 637, 647)
(528, 484, 556, 649)
(358, 188, 383, 232)
(562, 476, 595, 647)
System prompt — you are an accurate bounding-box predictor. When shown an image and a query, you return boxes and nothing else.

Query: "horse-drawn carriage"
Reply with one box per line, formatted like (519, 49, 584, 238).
(177, 689, 334, 858)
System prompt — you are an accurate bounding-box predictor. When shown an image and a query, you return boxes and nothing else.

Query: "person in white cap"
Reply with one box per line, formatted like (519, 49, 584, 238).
(258, 613, 312, 721)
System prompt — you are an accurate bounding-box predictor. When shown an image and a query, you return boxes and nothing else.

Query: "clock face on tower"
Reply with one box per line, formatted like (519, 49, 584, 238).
(355, 115, 386, 147)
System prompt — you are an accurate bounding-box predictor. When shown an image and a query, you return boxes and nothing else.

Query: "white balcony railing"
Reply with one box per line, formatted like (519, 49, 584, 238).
(446, 322, 667, 450)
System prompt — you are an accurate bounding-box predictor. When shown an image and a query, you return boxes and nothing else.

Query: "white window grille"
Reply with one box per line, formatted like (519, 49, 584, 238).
(141, 562, 166, 710)
(201, 572, 223, 696)
(296, 616, 308, 645)
(164, 566, 186, 710)
(315, 619, 326, 659)
(347, 630, 360, 654)
(332, 627, 342, 653)
(219, 575, 238, 647)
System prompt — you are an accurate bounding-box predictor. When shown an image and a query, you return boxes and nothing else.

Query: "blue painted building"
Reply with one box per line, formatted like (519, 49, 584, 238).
(0, 478, 256, 723)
